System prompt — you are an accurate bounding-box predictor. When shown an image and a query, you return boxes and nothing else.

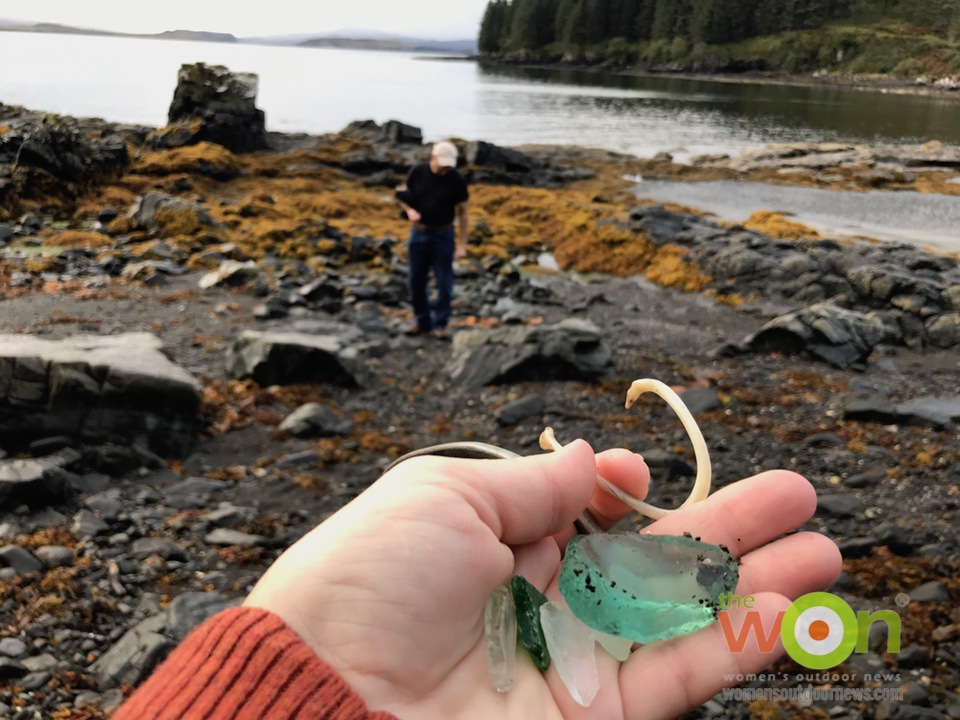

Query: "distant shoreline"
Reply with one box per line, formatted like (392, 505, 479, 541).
(468, 56, 960, 101)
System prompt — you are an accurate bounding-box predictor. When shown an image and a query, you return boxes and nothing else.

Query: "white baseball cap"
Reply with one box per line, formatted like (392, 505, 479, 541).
(432, 141, 458, 168)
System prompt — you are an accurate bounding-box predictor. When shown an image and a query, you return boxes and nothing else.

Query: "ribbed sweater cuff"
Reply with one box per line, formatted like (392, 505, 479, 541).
(110, 606, 399, 720)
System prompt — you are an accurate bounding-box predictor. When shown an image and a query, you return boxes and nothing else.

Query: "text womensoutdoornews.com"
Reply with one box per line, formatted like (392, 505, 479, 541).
(721, 686, 904, 703)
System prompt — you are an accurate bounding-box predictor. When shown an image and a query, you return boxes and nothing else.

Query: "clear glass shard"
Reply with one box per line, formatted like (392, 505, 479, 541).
(593, 629, 633, 661)
(484, 585, 517, 693)
(540, 600, 600, 707)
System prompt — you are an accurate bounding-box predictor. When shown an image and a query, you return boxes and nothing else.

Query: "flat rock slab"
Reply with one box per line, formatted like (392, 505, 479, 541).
(226, 331, 366, 386)
(0, 333, 201, 457)
(446, 319, 613, 389)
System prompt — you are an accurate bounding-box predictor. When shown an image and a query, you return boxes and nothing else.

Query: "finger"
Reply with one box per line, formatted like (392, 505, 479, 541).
(737, 532, 842, 600)
(621, 592, 789, 720)
(645, 470, 817, 558)
(511, 537, 561, 593)
(423, 439, 598, 546)
(590, 449, 650, 529)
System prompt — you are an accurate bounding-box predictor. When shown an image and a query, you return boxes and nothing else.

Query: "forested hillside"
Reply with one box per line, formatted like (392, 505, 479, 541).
(478, 0, 960, 77)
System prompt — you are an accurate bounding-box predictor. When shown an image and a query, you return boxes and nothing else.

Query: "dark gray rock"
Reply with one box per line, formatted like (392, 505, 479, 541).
(72, 509, 109, 539)
(895, 395, 960, 427)
(897, 646, 930, 669)
(130, 192, 221, 235)
(628, 205, 689, 245)
(844, 393, 960, 427)
(908, 581, 950, 602)
(204, 503, 255, 527)
(278, 403, 354, 438)
(226, 330, 366, 387)
(85, 490, 123, 520)
(641, 449, 696, 484)
(0, 114, 128, 184)
(678, 387, 720, 415)
(736, 302, 893, 369)
(446, 319, 612, 389)
(0, 333, 202, 458)
(159, 62, 267, 153)
(818, 494, 867, 518)
(464, 140, 537, 172)
(927, 312, 960, 348)
(204, 528, 267, 546)
(382, 120, 422, 145)
(0, 457, 73, 510)
(0, 545, 42, 574)
(0, 657, 28, 680)
(164, 477, 225, 497)
(131, 537, 187, 562)
(34, 545, 74, 569)
(164, 592, 238, 642)
(0, 637, 27, 658)
(91, 616, 174, 689)
(495, 395, 546, 426)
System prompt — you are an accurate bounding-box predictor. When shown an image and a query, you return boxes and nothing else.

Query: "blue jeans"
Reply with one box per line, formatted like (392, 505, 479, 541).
(407, 225, 455, 330)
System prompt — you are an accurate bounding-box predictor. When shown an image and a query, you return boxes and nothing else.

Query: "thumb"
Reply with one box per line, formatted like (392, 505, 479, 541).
(434, 439, 599, 546)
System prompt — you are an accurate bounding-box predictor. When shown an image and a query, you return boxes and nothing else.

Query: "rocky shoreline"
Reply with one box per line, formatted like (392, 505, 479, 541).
(0, 64, 958, 719)
(472, 56, 960, 99)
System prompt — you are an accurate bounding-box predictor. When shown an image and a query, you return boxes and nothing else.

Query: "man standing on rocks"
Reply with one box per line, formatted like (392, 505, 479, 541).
(397, 140, 469, 339)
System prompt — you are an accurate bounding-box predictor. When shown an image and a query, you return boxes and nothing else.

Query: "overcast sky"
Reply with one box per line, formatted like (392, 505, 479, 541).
(0, 1, 491, 39)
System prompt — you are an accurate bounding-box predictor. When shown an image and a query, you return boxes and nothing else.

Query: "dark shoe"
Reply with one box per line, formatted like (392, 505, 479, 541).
(404, 323, 430, 336)
(432, 327, 451, 341)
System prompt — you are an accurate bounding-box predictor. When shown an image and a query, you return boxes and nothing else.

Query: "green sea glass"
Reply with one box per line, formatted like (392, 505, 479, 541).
(510, 576, 551, 670)
(559, 533, 738, 644)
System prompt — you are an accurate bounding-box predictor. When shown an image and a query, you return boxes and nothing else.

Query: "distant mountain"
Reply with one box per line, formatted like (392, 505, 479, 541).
(244, 28, 476, 54)
(296, 35, 477, 54)
(154, 29, 237, 43)
(0, 20, 475, 53)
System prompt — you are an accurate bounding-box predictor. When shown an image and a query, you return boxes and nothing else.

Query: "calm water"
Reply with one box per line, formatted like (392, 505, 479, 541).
(634, 179, 960, 253)
(4, 31, 960, 157)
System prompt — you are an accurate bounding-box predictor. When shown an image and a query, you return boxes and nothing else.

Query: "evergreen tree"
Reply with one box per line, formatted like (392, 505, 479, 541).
(479, 0, 510, 53)
(651, 0, 678, 38)
(585, 0, 613, 44)
(562, 0, 591, 46)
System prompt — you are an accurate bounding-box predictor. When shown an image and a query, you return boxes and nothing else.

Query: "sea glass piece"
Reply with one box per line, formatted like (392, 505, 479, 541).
(593, 630, 633, 661)
(559, 533, 738, 644)
(540, 600, 600, 707)
(510, 575, 551, 670)
(484, 585, 517, 693)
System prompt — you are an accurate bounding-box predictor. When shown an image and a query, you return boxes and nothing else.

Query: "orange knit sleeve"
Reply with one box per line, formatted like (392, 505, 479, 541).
(110, 607, 398, 720)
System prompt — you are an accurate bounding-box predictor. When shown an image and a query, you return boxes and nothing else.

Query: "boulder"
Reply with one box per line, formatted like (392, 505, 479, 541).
(734, 303, 893, 369)
(446, 319, 613, 389)
(926, 312, 960, 348)
(92, 592, 237, 689)
(226, 331, 366, 387)
(0, 456, 74, 509)
(495, 394, 546, 426)
(0, 333, 202, 457)
(156, 63, 267, 153)
(0, 113, 128, 183)
(464, 141, 537, 172)
(198, 260, 262, 290)
(130, 192, 222, 235)
(340, 119, 423, 145)
(278, 403, 354, 438)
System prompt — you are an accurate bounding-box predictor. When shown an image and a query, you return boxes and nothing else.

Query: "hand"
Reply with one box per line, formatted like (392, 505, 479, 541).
(455, 244, 468, 260)
(407, 208, 422, 223)
(244, 441, 840, 720)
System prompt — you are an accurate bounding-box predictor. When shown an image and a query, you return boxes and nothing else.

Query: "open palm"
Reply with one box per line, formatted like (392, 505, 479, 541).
(245, 440, 841, 720)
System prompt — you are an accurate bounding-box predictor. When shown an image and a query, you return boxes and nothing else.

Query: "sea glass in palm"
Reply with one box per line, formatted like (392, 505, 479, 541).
(559, 533, 738, 643)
